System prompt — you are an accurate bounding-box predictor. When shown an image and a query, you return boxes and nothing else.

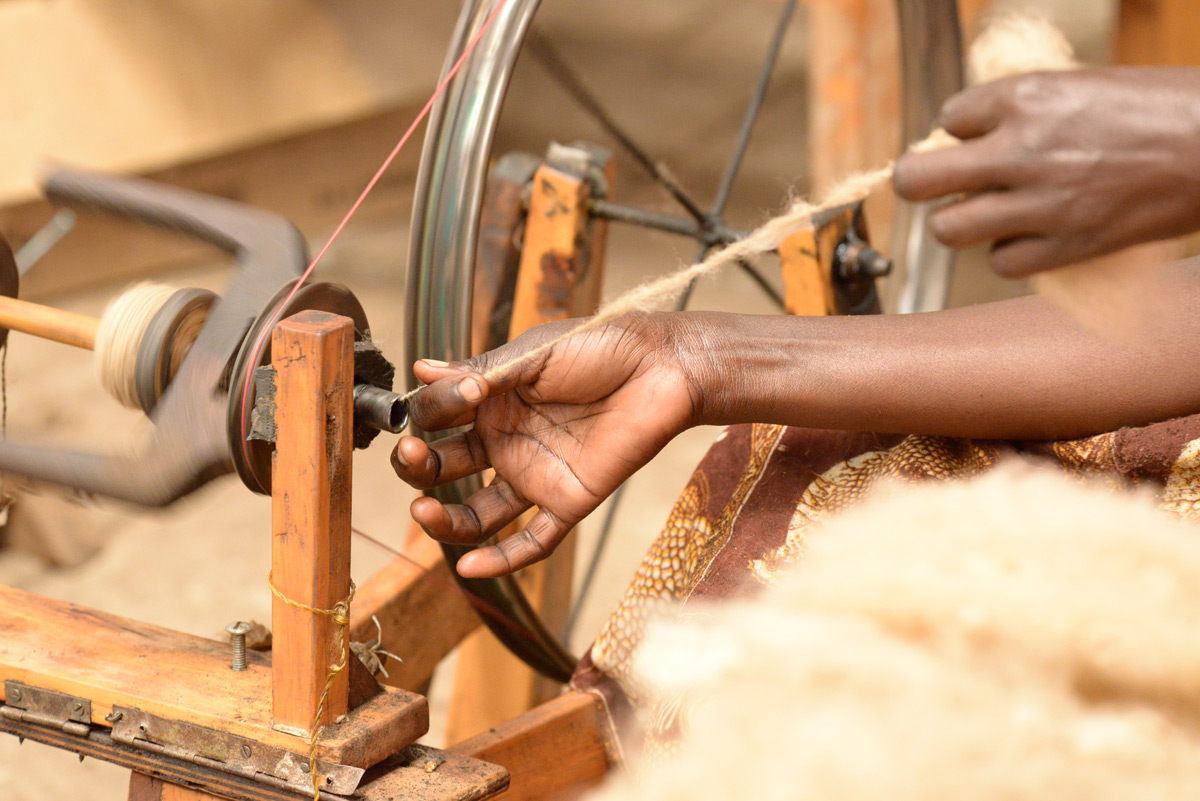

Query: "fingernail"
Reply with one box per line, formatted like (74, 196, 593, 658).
(422, 359, 449, 368)
(457, 377, 482, 402)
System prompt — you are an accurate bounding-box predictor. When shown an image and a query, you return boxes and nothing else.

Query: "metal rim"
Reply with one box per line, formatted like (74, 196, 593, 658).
(407, 0, 963, 681)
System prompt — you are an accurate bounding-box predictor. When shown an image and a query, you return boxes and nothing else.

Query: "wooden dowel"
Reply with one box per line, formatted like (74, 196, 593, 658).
(0, 296, 98, 350)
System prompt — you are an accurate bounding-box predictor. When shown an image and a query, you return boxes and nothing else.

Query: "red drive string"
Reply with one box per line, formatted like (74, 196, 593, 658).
(237, 0, 514, 455)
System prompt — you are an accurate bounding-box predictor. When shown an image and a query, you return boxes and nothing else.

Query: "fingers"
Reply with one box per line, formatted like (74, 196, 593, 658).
(893, 138, 1006, 202)
(391, 429, 491, 489)
(455, 508, 571, 578)
(939, 83, 1006, 140)
(407, 371, 488, 431)
(410, 477, 533, 546)
(412, 358, 467, 385)
(927, 189, 1054, 250)
(988, 236, 1066, 278)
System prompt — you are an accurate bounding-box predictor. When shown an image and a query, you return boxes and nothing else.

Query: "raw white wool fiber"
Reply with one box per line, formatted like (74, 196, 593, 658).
(586, 466, 1200, 801)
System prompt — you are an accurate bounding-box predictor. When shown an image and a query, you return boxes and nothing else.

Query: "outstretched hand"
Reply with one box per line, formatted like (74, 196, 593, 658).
(392, 314, 699, 578)
(893, 67, 1200, 276)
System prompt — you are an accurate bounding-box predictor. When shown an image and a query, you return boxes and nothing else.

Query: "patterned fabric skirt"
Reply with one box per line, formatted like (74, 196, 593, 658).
(569, 414, 1200, 759)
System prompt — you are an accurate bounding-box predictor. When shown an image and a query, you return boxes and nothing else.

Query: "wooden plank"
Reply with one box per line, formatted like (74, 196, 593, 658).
(270, 311, 355, 735)
(445, 151, 613, 743)
(349, 532, 481, 691)
(0, 585, 426, 766)
(778, 207, 859, 317)
(449, 692, 617, 801)
(6, 713, 503, 801)
(506, 164, 592, 334)
(1117, 0, 1200, 65)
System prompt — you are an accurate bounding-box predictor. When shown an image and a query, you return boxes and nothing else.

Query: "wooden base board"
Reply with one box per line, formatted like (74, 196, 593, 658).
(450, 692, 618, 801)
(1, 713, 507, 801)
(0, 585, 426, 768)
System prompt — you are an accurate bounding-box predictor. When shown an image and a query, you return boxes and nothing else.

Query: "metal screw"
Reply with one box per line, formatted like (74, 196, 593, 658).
(240, 744, 252, 759)
(10, 688, 20, 702)
(226, 622, 253, 671)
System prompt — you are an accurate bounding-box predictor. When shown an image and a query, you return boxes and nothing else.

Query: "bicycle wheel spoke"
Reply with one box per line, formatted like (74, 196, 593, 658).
(526, 28, 712, 226)
(736, 258, 787, 310)
(590, 200, 746, 245)
(711, 0, 798, 217)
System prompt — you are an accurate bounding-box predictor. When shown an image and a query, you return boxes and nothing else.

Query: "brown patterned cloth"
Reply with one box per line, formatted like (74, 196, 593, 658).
(569, 414, 1200, 759)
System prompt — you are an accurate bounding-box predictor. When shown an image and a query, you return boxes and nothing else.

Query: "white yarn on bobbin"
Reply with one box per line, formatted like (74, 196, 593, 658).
(94, 282, 177, 409)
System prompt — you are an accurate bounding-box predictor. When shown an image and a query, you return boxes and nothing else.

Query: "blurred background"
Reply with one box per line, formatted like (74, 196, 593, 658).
(0, 0, 1183, 797)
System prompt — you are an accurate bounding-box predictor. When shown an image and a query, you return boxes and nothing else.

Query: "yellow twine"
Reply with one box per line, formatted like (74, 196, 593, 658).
(267, 571, 356, 801)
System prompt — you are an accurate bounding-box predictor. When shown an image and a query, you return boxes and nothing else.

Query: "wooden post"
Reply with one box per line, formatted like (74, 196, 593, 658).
(270, 310, 355, 735)
(1117, 0, 1200, 65)
(445, 146, 613, 743)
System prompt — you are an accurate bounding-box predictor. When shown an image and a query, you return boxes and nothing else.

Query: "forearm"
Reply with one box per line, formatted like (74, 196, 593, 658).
(677, 260, 1200, 441)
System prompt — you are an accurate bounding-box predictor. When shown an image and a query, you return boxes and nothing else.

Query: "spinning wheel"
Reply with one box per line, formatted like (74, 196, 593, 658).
(407, 0, 964, 682)
(0, 3, 970, 798)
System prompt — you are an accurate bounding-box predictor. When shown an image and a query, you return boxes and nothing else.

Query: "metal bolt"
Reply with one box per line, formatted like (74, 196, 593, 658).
(226, 621, 254, 671)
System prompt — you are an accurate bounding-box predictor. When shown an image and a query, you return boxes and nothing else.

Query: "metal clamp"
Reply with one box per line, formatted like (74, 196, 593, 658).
(110, 706, 365, 796)
(1, 681, 91, 736)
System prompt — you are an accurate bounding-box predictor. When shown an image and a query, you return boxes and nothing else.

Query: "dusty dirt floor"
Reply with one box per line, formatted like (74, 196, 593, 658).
(0, 1, 1114, 798)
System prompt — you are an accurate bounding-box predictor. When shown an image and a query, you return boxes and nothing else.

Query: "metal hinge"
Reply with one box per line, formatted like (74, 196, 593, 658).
(1, 681, 91, 736)
(110, 706, 364, 796)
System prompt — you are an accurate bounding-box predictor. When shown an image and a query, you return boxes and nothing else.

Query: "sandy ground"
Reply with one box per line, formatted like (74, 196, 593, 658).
(0, 1, 1116, 798)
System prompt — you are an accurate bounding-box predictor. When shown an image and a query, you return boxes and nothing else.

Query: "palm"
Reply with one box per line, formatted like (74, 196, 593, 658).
(393, 317, 696, 577)
(475, 352, 689, 524)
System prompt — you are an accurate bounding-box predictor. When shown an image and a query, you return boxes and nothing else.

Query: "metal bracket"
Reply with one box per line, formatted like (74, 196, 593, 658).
(1, 681, 91, 736)
(110, 706, 365, 797)
(248, 366, 278, 443)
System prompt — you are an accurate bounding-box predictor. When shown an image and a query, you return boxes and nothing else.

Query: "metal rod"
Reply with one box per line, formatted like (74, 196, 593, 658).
(526, 29, 712, 227)
(15, 210, 75, 275)
(677, 0, 797, 311)
(589, 200, 746, 245)
(710, 0, 797, 217)
(735, 258, 787, 309)
(352, 384, 409, 433)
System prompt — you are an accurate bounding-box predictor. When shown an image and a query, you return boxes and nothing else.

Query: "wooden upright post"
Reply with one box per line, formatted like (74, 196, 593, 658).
(445, 146, 613, 743)
(270, 310, 355, 735)
(1117, 0, 1200, 65)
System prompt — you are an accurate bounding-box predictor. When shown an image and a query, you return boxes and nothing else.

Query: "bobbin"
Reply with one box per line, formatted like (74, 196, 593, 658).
(133, 287, 215, 414)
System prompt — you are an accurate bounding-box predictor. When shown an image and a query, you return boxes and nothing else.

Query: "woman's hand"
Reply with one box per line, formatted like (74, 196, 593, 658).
(893, 67, 1200, 277)
(393, 314, 700, 578)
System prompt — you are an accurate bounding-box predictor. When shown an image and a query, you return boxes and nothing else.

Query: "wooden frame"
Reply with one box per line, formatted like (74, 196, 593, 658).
(0, 310, 503, 801)
(0, 128, 864, 801)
